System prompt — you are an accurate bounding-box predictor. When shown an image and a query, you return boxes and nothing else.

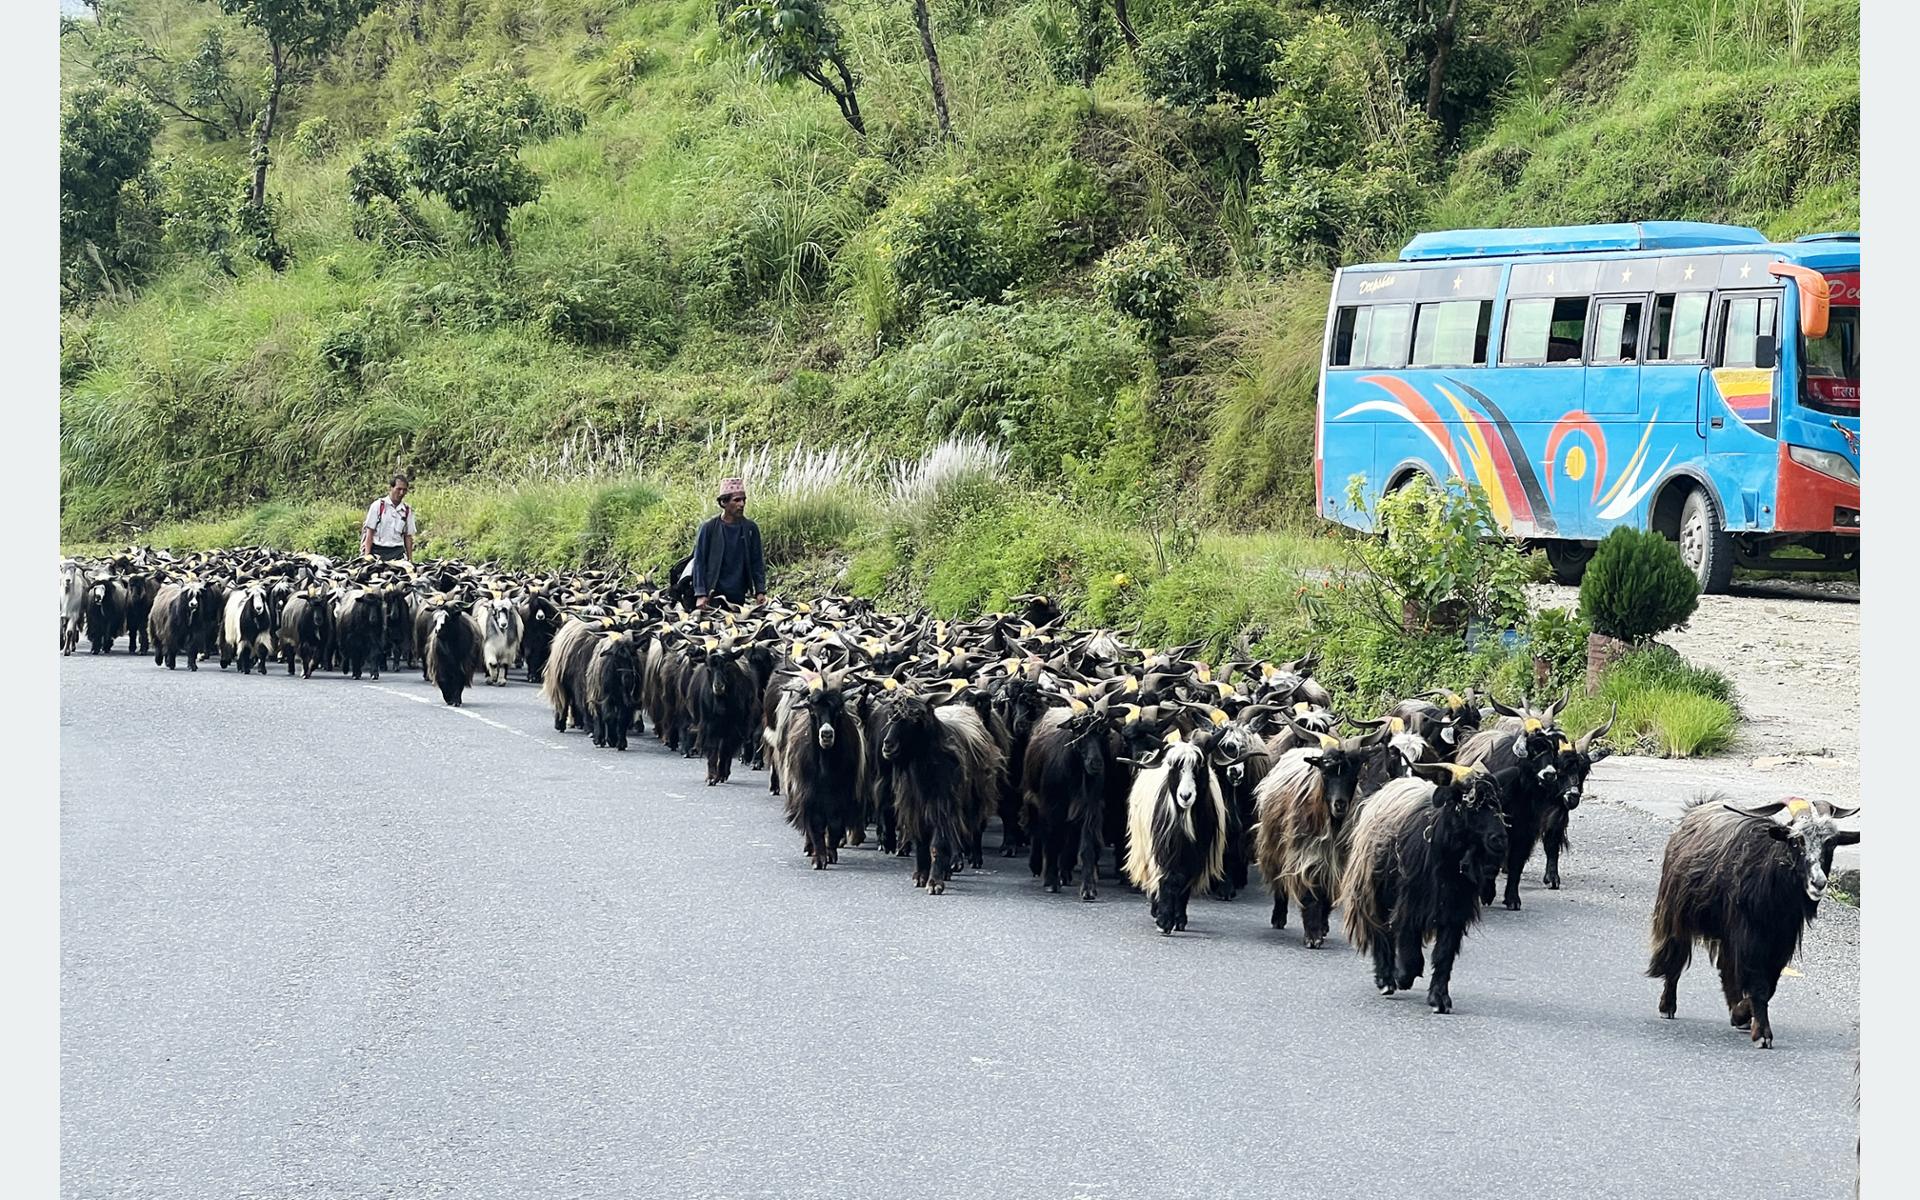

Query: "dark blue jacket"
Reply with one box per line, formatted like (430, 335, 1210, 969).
(691, 514, 765, 600)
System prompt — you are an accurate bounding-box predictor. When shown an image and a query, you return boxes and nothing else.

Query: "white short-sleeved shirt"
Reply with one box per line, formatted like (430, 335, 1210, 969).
(363, 496, 417, 546)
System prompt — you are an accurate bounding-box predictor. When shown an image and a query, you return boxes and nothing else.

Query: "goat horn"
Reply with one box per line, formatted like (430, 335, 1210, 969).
(1577, 701, 1618, 755)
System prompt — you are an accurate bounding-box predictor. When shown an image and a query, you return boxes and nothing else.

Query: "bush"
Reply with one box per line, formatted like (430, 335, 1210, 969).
(856, 176, 1015, 337)
(288, 116, 341, 162)
(1579, 526, 1700, 642)
(1137, 0, 1289, 108)
(1038, 0, 1118, 87)
(1527, 605, 1592, 693)
(1345, 475, 1533, 633)
(1093, 234, 1190, 346)
(1560, 644, 1740, 758)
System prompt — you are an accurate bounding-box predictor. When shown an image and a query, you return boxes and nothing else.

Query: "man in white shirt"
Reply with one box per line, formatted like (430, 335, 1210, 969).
(361, 473, 417, 562)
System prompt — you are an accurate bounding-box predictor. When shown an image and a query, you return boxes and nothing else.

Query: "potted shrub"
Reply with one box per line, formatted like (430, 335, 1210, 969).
(1577, 528, 1700, 691)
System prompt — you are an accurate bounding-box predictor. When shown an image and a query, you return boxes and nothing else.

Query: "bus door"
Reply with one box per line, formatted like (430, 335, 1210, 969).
(1585, 291, 1647, 419)
(1642, 287, 1712, 442)
(1704, 288, 1784, 528)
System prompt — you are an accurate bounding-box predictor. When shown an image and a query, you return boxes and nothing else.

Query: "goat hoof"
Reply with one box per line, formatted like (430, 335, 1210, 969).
(1379, 984, 1395, 996)
(1503, 898, 1522, 911)
(1304, 936, 1323, 949)
(1080, 888, 1097, 903)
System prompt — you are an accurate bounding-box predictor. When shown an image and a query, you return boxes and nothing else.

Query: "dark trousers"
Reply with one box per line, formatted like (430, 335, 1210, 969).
(372, 543, 406, 561)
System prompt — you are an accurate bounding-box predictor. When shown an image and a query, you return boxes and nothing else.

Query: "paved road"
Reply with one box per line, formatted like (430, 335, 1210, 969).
(62, 651, 1861, 1199)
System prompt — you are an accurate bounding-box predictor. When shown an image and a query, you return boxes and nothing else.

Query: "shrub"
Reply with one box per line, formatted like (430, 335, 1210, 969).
(1037, 0, 1118, 87)
(1527, 605, 1592, 693)
(1344, 475, 1533, 633)
(155, 155, 242, 269)
(857, 176, 1015, 337)
(1248, 16, 1439, 265)
(288, 116, 340, 162)
(1579, 526, 1700, 642)
(1137, 0, 1289, 108)
(1093, 234, 1190, 346)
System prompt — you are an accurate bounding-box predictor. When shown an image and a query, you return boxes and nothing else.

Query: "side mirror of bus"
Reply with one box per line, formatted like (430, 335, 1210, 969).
(1755, 333, 1778, 371)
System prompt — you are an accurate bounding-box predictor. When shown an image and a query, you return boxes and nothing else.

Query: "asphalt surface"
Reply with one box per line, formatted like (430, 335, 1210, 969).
(62, 649, 1861, 1199)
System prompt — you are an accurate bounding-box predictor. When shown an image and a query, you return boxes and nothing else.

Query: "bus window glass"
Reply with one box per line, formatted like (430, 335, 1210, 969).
(1360, 303, 1411, 367)
(1411, 300, 1489, 367)
(1666, 295, 1712, 360)
(1720, 295, 1778, 367)
(1649, 292, 1709, 360)
(1502, 298, 1552, 362)
(1329, 306, 1371, 366)
(1593, 300, 1643, 362)
(1547, 297, 1588, 362)
(1801, 306, 1859, 415)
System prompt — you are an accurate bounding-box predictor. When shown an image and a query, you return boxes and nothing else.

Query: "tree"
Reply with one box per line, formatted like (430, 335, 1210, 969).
(87, 18, 258, 143)
(354, 72, 582, 254)
(1344, 0, 1503, 137)
(60, 84, 161, 297)
(717, 0, 866, 137)
(911, 0, 953, 141)
(217, 0, 379, 208)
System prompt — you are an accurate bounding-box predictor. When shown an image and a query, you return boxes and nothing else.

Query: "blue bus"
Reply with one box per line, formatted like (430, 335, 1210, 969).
(1315, 222, 1860, 593)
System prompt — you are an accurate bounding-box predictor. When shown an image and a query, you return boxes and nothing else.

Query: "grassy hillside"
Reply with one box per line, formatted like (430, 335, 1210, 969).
(59, 0, 1858, 580)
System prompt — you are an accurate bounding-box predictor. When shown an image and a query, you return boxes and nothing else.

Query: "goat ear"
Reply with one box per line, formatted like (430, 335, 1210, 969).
(1510, 731, 1533, 759)
(1831, 829, 1860, 847)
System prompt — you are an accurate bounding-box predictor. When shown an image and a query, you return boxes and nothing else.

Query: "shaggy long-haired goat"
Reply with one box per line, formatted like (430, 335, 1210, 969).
(1122, 733, 1234, 935)
(1252, 723, 1394, 947)
(1648, 795, 1859, 1048)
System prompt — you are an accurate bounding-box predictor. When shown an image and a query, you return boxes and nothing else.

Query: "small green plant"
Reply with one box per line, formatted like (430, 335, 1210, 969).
(1344, 474, 1533, 634)
(1136, 0, 1288, 108)
(1093, 234, 1190, 347)
(288, 116, 340, 163)
(1528, 605, 1593, 692)
(857, 176, 1015, 337)
(1579, 526, 1701, 642)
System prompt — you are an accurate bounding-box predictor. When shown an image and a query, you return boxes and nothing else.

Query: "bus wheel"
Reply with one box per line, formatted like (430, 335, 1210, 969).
(1542, 540, 1594, 586)
(1678, 489, 1735, 595)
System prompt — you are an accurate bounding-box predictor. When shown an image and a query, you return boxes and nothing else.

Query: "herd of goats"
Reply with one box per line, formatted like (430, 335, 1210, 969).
(60, 546, 1858, 1047)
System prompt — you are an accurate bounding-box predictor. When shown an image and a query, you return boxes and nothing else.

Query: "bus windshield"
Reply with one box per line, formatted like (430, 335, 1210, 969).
(1800, 304, 1859, 415)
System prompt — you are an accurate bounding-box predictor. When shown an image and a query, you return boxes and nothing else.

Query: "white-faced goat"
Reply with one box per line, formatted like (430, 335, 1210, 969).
(1339, 762, 1513, 1014)
(1647, 796, 1859, 1048)
(1455, 699, 1615, 909)
(219, 583, 276, 675)
(1122, 734, 1233, 935)
(1252, 724, 1394, 947)
(771, 669, 869, 869)
(473, 595, 524, 687)
(60, 562, 89, 656)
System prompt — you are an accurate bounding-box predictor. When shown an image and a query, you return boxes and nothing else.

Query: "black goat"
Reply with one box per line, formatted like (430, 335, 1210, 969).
(1339, 762, 1514, 1014)
(1455, 702, 1615, 909)
(148, 580, 212, 671)
(85, 578, 126, 655)
(277, 591, 332, 679)
(1022, 704, 1112, 901)
(542, 618, 602, 734)
(685, 642, 754, 785)
(875, 687, 1003, 894)
(585, 632, 642, 749)
(424, 605, 483, 707)
(772, 670, 868, 868)
(519, 590, 561, 683)
(1648, 796, 1859, 1048)
(331, 586, 387, 680)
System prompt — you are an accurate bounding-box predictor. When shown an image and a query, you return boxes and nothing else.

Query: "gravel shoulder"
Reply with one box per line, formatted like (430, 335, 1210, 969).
(1532, 578, 1861, 873)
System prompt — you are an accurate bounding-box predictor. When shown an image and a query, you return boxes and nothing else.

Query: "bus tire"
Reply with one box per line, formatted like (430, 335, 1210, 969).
(1678, 488, 1735, 595)
(1542, 540, 1594, 586)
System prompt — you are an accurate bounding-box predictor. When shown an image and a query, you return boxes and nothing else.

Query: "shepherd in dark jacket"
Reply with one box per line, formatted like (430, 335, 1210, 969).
(691, 476, 767, 609)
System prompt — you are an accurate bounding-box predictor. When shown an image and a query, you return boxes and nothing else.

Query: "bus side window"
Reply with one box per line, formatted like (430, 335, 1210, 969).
(1410, 300, 1491, 367)
(1359, 303, 1412, 368)
(1547, 297, 1589, 362)
(1502, 298, 1553, 363)
(1592, 300, 1644, 363)
(1329, 306, 1372, 367)
(1719, 295, 1779, 367)
(1648, 292, 1709, 360)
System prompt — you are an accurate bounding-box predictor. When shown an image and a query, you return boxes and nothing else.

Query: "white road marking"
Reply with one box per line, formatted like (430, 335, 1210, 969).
(364, 683, 574, 751)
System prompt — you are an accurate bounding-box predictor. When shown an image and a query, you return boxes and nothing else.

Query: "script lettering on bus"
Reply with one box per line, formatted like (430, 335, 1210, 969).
(1358, 275, 1399, 296)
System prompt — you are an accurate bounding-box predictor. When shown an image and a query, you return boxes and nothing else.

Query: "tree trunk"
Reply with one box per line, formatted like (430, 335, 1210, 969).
(1112, 0, 1140, 50)
(822, 52, 866, 137)
(1586, 632, 1631, 694)
(912, 0, 953, 142)
(248, 43, 285, 208)
(1424, 0, 1461, 122)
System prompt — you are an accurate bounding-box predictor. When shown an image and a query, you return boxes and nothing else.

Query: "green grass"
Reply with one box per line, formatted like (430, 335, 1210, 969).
(1560, 644, 1742, 758)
